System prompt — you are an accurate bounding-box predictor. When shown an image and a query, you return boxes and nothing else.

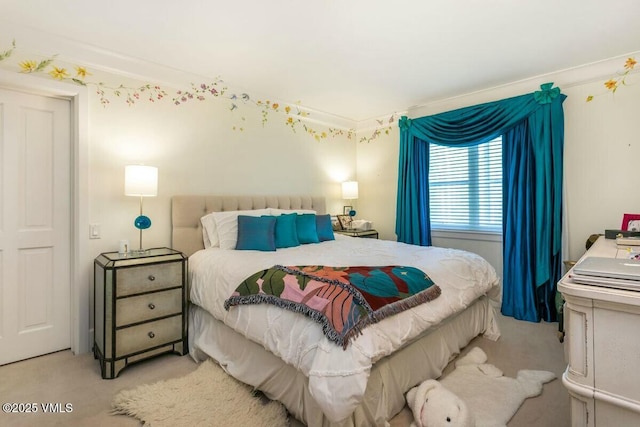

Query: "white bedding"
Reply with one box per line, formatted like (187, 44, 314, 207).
(189, 235, 501, 422)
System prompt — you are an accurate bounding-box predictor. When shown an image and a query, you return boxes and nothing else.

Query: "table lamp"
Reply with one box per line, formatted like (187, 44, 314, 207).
(342, 181, 358, 229)
(125, 165, 158, 254)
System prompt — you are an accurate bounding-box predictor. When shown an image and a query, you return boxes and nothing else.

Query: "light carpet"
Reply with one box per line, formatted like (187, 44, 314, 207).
(439, 347, 556, 427)
(112, 359, 288, 427)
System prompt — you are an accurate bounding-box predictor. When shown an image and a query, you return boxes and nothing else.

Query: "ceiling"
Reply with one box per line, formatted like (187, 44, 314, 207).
(1, 0, 640, 121)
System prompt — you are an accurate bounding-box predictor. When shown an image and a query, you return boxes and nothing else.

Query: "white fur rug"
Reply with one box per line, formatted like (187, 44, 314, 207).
(439, 347, 556, 427)
(112, 359, 288, 427)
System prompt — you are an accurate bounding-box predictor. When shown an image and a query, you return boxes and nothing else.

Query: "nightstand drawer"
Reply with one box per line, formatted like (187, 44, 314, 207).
(117, 262, 182, 296)
(115, 288, 182, 327)
(116, 315, 182, 357)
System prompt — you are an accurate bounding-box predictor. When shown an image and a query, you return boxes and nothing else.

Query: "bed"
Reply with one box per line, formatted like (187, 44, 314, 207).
(171, 195, 501, 427)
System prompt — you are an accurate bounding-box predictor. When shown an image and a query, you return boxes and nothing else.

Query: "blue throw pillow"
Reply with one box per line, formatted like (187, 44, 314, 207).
(236, 215, 276, 251)
(272, 213, 300, 248)
(316, 214, 335, 242)
(296, 214, 320, 244)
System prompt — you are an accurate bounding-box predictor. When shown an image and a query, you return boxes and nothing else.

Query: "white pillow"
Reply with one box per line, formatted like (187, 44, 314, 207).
(270, 208, 317, 216)
(213, 209, 272, 250)
(200, 212, 218, 248)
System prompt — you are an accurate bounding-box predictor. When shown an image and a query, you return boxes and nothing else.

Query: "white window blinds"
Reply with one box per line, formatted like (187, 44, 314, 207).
(429, 137, 502, 232)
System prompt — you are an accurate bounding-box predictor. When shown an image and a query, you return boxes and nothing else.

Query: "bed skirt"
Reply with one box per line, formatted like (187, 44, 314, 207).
(189, 296, 498, 427)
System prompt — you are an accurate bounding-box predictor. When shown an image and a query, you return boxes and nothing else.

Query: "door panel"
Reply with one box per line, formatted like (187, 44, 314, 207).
(0, 87, 71, 365)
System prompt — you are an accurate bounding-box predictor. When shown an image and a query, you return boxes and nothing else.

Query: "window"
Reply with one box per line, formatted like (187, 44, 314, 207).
(429, 137, 502, 233)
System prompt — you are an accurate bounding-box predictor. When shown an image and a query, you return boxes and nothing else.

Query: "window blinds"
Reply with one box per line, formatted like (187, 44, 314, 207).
(429, 137, 502, 232)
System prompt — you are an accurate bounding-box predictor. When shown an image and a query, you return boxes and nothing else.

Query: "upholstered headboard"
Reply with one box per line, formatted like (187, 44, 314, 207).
(171, 195, 326, 257)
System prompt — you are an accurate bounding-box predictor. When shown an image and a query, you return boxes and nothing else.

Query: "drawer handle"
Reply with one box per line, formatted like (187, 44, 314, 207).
(148, 303, 155, 310)
(148, 331, 155, 339)
(148, 275, 156, 281)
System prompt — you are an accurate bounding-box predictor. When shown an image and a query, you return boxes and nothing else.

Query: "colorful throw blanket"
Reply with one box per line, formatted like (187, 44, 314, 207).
(224, 265, 441, 349)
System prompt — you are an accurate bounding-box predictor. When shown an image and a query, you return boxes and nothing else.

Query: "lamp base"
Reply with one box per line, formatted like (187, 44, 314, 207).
(118, 248, 150, 258)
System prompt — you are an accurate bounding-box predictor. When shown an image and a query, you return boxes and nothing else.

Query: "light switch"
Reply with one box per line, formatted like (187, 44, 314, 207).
(90, 223, 101, 239)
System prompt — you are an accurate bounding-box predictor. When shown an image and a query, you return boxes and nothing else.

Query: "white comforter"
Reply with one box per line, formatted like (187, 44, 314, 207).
(189, 235, 501, 422)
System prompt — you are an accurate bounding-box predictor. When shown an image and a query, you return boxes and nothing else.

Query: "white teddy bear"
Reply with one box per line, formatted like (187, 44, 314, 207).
(406, 347, 556, 427)
(406, 379, 475, 427)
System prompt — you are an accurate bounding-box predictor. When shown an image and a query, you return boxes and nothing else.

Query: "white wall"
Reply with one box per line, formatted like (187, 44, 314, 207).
(355, 55, 640, 275)
(562, 79, 640, 260)
(353, 128, 399, 240)
(87, 76, 357, 257)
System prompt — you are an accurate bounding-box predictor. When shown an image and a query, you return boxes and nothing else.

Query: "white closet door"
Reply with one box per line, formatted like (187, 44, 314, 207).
(0, 87, 71, 365)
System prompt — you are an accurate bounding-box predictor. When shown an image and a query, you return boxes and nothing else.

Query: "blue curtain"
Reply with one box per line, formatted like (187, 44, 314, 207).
(396, 83, 566, 322)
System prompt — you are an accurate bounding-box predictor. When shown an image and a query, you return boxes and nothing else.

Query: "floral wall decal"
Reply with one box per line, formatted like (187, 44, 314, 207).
(0, 40, 395, 143)
(94, 83, 168, 107)
(0, 39, 15, 61)
(586, 57, 637, 102)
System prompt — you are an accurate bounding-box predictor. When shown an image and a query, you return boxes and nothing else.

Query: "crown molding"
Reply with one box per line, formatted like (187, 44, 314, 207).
(0, 21, 358, 131)
(0, 20, 207, 87)
(406, 50, 640, 118)
(355, 111, 406, 133)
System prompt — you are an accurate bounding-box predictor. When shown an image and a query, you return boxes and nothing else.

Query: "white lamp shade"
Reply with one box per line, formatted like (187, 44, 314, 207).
(342, 181, 359, 200)
(125, 165, 158, 197)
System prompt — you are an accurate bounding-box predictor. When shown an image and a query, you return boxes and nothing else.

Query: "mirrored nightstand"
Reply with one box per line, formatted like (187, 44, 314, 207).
(93, 247, 188, 379)
(335, 229, 379, 239)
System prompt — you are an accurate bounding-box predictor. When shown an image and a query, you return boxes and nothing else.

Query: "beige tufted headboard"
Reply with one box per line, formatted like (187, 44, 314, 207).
(171, 195, 326, 257)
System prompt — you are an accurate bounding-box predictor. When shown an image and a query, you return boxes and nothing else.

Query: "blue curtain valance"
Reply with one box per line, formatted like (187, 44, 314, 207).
(397, 83, 561, 146)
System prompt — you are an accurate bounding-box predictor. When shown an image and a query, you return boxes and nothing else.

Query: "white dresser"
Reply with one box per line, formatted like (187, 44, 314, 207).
(558, 236, 640, 426)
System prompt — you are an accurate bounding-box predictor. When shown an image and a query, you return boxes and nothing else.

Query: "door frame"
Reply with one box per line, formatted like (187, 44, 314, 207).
(0, 69, 90, 355)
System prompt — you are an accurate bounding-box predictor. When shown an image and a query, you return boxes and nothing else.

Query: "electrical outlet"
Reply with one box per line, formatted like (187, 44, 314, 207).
(90, 223, 101, 239)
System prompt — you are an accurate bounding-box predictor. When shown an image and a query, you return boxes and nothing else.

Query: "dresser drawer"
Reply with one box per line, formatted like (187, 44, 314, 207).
(117, 262, 182, 296)
(116, 315, 182, 357)
(115, 288, 182, 327)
